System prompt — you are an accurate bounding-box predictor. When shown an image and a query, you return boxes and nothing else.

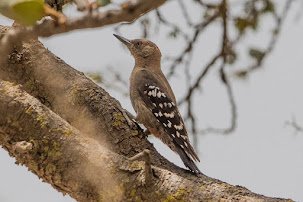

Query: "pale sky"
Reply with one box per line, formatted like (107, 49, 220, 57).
(1, 1, 303, 201)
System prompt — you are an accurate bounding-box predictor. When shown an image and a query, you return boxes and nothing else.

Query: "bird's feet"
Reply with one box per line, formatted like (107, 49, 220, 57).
(143, 129, 151, 137)
(121, 109, 135, 127)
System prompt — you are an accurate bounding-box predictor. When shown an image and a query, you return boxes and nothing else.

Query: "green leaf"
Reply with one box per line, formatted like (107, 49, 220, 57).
(96, 0, 111, 7)
(168, 28, 179, 38)
(249, 48, 265, 62)
(234, 17, 250, 33)
(0, 0, 46, 25)
(261, 0, 275, 14)
(234, 70, 248, 79)
(234, 16, 259, 33)
(13, 0, 45, 25)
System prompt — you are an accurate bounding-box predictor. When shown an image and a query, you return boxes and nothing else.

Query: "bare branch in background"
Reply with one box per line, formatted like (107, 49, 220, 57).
(199, 0, 237, 134)
(180, 52, 221, 106)
(155, 9, 190, 41)
(167, 12, 219, 78)
(194, 0, 217, 8)
(234, 0, 293, 78)
(177, 0, 193, 26)
(184, 52, 194, 89)
(109, 0, 293, 141)
(200, 63, 237, 135)
(169, 0, 292, 138)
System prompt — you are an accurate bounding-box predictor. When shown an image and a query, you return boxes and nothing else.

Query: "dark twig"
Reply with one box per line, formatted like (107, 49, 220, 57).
(186, 96, 198, 148)
(220, 65, 237, 134)
(167, 12, 219, 78)
(140, 17, 150, 38)
(177, 0, 193, 26)
(155, 10, 190, 41)
(184, 52, 194, 89)
(184, 0, 237, 135)
(194, 0, 217, 8)
(200, 63, 237, 134)
(179, 52, 221, 105)
(215, 0, 236, 134)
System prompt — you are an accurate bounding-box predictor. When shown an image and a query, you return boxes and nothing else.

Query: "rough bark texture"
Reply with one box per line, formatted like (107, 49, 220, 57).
(0, 26, 292, 201)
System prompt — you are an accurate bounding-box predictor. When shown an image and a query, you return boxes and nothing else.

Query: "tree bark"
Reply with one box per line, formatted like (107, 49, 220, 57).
(0, 26, 291, 201)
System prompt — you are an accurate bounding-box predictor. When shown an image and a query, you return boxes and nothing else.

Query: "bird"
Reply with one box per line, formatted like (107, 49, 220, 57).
(114, 34, 201, 174)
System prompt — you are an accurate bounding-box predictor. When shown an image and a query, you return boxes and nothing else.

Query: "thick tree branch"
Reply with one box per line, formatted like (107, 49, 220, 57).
(0, 80, 129, 201)
(0, 80, 196, 201)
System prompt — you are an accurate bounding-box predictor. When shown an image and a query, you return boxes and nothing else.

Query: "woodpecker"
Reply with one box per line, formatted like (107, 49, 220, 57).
(114, 34, 201, 174)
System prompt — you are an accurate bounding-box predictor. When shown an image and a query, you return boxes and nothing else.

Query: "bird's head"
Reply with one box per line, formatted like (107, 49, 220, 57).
(114, 34, 162, 66)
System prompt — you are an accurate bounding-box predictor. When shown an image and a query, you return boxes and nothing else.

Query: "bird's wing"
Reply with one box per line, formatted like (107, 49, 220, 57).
(135, 70, 200, 163)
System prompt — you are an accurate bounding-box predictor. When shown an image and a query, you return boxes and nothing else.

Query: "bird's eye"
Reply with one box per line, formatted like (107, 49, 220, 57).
(136, 41, 142, 46)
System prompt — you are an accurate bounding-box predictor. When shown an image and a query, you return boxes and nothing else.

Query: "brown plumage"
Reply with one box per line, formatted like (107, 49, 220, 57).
(114, 34, 201, 174)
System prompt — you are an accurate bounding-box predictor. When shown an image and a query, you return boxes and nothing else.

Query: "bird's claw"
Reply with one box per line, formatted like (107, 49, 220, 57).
(143, 129, 151, 137)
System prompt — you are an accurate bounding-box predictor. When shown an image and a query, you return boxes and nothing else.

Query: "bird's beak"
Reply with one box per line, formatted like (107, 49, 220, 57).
(113, 34, 131, 47)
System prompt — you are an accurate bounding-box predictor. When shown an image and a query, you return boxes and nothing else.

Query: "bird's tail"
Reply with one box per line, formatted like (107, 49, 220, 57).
(174, 143, 201, 174)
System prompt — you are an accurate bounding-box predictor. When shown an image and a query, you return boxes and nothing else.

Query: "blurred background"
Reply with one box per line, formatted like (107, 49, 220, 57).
(1, 0, 303, 201)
